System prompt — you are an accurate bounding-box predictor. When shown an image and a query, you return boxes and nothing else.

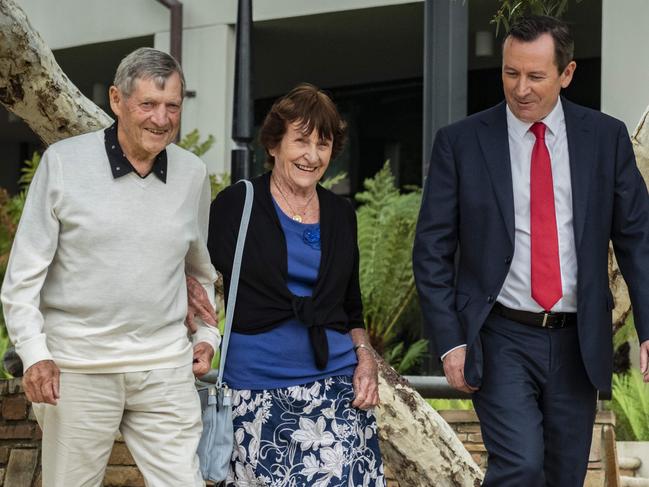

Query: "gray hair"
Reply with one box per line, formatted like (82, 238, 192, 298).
(113, 47, 185, 98)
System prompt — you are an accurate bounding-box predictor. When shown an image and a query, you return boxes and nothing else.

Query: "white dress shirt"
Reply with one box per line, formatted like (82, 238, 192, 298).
(498, 99, 578, 312)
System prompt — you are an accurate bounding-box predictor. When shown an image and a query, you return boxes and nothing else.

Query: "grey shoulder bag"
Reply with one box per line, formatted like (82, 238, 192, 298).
(196, 179, 253, 482)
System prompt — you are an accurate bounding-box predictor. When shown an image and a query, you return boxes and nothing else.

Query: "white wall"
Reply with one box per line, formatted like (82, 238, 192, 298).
(156, 24, 236, 175)
(253, 0, 417, 21)
(17, 0, 418, 50)
(17, 0, 172, 49)
(601, 0, 649, 132)
(14, 0, 419, 174)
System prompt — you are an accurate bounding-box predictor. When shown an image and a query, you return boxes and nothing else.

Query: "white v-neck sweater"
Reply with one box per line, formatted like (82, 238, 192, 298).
(1, 130, 219, 373)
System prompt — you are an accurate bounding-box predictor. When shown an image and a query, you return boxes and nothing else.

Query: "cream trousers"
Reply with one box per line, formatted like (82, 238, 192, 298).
(33, 365, 204, 487)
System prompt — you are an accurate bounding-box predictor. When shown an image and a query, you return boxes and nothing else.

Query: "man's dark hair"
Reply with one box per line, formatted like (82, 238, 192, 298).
(506, 15, 574, 73)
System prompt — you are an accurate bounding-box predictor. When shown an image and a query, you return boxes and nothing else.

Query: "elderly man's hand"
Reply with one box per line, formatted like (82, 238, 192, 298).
(352, 347, 380, 410)
(185, 275, 217, 333)
(192, 342, 214, 377)
(443, 346, 478, 393)
(23, 360, 60, 405)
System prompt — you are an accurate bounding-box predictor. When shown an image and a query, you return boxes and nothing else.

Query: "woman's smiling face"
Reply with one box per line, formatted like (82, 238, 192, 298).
(270, 121, 333, 190)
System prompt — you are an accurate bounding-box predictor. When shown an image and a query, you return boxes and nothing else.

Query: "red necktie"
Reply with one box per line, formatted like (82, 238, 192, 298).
(530, 122, 562, 311)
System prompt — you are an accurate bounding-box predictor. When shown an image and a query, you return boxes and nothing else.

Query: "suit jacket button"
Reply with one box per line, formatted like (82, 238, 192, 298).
(487, 295, 494, 304)
(505, 256, 512, 264)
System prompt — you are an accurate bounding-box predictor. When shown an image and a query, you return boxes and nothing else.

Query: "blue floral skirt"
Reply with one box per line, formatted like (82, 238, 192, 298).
(226, 375, 385, 486)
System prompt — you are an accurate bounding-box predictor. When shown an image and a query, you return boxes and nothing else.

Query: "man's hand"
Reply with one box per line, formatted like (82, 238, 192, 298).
(443, 347, 478, 393)
(185, 275, 217, 333)
(352, 348, 380, 410)
(23, 360, 60, 405)
(639, 339, 649, 382)
(192, 342, 214, 377)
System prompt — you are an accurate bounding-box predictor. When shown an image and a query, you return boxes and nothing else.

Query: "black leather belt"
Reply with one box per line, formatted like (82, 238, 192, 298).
(492, 302, 576, 329)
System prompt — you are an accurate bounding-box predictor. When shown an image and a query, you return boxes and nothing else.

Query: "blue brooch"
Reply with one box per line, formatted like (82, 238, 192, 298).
(303, 227, 321, 250)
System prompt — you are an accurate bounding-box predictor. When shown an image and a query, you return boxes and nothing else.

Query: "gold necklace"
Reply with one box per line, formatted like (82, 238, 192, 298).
(272, 175, 316, 223)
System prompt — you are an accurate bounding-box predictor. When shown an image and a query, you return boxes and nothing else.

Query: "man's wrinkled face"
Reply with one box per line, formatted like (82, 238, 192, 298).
(502, 33, 576, 123)
(109, 72, 182, 162)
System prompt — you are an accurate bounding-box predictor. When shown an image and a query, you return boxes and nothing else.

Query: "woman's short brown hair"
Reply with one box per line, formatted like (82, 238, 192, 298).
(259, 83, 347, 167)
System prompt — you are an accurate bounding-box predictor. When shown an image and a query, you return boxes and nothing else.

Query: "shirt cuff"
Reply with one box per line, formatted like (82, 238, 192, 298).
(191, 319, 221, 353)
(16, 334, 53, 372)
(440, 344, 466, 362)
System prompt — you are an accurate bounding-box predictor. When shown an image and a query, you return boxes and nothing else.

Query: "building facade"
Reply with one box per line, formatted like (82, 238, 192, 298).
(0, 0, 640, 195)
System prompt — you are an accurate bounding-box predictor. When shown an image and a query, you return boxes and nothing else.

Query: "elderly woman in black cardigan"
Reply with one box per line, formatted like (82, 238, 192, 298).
(188, 83, 384, 486)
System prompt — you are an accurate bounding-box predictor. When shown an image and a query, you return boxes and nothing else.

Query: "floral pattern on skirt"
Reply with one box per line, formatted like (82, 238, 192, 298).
(226, 375, 385, 487)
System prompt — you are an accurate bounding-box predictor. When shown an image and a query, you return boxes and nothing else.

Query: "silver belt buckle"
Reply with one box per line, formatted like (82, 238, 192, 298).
(542, 312, 550, 327)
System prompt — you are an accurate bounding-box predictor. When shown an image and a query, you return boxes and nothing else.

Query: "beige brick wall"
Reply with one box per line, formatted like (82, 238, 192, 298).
(383, 410, 615, 487)
(0, 379, 146, 487)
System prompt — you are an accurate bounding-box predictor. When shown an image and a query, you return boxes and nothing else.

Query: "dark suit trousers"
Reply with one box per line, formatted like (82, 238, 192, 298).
(472, 312, 597, 487)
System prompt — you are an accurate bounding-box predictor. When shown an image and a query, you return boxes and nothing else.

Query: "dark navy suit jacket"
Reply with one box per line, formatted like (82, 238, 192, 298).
(413, 98, 649, 392)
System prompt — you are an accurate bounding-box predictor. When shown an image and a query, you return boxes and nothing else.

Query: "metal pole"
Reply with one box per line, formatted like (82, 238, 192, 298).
(155, 0, 183, 66)
(421, 0, 468, 372)
(231, 0, 253, 182)
(422, 0, 468, 180)
(155, 0, 184, 141)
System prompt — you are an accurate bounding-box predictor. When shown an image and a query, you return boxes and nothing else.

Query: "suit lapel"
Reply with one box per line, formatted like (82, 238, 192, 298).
(477, 103, 515, 245)
(563, 98, 596, 250)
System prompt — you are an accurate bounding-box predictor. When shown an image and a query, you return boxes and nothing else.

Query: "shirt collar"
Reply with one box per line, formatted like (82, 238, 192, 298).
(103, 122, 168, 183)
(506, 98, 565, 140)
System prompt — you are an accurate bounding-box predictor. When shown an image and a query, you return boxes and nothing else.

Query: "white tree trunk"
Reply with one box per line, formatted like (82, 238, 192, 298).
(609, 107, 649, 329)
(632, 107, 649, 184)
(0, 0, 111, 144)
(377, 361, 483, 486)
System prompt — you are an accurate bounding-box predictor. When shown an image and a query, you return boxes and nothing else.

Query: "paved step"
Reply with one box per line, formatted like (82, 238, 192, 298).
(620, 456, 643, 477)
(621, 476, 649, 487)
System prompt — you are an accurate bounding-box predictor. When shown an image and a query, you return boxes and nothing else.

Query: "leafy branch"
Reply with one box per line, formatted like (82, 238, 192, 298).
(491, 0, 581, 36)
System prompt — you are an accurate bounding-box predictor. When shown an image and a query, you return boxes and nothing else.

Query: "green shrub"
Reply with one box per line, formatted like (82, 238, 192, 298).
(355, 162, 427, 374)
(614, 314, 638, 351)
(492, 0, 583, 35)
(178, 129, 215, 158)
(427, 398, 474, 411)
(607, 368, 649, 441)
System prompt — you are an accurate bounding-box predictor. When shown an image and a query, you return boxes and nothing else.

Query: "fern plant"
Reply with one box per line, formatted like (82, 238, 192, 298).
(614, 314, 638, 351)
(609, 369, 649, 441)
(356, 161, 427, 373)
(320, 172, 348, 191)
(0, 160, 34, 379)
(18, 151, 41, 188)
(384, 339, 429, 375)
(178, 129, 215, 157)
(492, 0, 583, 35)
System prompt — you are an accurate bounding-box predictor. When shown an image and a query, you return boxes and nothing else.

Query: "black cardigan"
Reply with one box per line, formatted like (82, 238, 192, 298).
(207, 172, 365, 369)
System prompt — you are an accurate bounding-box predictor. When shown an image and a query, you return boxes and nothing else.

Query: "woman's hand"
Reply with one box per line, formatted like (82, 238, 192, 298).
(352, 346, 380, 410)
(185, 275, 218, 332)
(192, 342, 214, 377)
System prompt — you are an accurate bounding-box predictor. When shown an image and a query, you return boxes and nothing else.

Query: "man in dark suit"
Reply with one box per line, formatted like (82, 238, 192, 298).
(413, 15, 649, 486)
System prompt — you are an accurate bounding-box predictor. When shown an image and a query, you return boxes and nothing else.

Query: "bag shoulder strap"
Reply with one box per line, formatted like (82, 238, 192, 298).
(217, 179, 253, 386)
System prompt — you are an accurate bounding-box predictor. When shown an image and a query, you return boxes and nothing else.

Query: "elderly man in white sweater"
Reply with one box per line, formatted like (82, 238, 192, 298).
(1, 48, 219, 487)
